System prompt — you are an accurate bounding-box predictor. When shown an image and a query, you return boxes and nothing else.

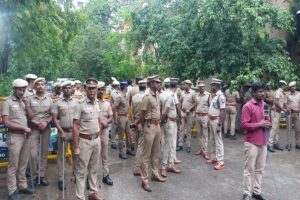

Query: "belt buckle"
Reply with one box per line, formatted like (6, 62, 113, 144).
(91, 134, 98, 140)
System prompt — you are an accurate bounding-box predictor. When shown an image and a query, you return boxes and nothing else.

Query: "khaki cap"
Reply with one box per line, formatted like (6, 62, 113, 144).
(61, 81, 72, 88)
(279, 80, 287, 85)
(34, 77, 46, 84)
(148, 75, 162, 83)
(184, 80, 192, 85)
(97, 81, 106, 88)
(289, 81, 296, 87)
(138, 78, 147, 85)
(74, 80, 81, 84)
(13, 79, 28, 88)
(84, 78, 98, 88)
(111, 77, 117, 82)
(170, 78, 179, 83)
(164, 78, 170, 84)
(211, 78, 222, 85)
(53, 82, 61, 88)
(112, 80, 120, 86)
(25, 74, 37, 80)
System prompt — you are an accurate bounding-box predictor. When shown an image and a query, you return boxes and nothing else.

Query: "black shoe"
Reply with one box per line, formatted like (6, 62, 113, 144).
(230, 135, 237, 140)
(8, 191, 18, 200)
(267, 145, 275, 153)
(274, 143, 284, 151)
(285, 144, 292, 151)
(19, 186, 34, 194)
(224, 132, 230, 138)
(252, 193, 267, 200)
(111, 143, 117, 149)
(186, 147, 191, 153)
(295, 144, 300, 150)
(102, 175, 113, 186)
(126, 150, 135, 156)
(176, 146, 183, 151)
(36, 177, 49, 186)
(242, 194, 250, 200)
(58, 180, 66, 191)
(119, 153, 128, 159)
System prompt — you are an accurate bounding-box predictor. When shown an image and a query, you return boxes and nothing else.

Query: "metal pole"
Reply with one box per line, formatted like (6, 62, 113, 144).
(286, 114, 292, 151)
(62, 140, 65, 199)
(38, 134, 42, 185)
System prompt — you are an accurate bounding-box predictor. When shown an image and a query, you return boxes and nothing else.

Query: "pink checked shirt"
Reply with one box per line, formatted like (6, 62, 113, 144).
(240, 98, 271, 146)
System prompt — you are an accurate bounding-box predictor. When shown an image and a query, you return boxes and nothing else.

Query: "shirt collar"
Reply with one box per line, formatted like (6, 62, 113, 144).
(33, 94, 47, 100)
(11, 95, 19, 101)
(250, 98, 263, 105)
(62, 96, 73, 102)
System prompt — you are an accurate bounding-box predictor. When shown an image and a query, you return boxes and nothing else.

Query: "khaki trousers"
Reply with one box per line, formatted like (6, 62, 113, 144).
(30, 126, 51, 178)
(196, 115, 209, 153)
(161, 120, 177, 168)
(224, 106, 237, 135)
(141, 124, 161, 184)
(269, 111, 281, 145)
(179, 113, 193, 147)
(243, 142, 267, 196)
(289, 113, 300, 145)
(100, 128, 109, 177)
(110, 122, 119, 144)
(208, 119, 224, 163)
(75, 137, 101, 200)
(134, 124, 144, 167)
(7, 133, 31, 195)
(57, 131, 74, 181)
(117, 116, 132, 154)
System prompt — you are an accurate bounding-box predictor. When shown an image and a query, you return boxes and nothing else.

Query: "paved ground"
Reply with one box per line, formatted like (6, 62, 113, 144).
(1, 130, 300, 200)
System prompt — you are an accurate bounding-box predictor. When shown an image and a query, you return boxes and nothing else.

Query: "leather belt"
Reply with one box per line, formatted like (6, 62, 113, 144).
(151, 119, 160, 125)
(226, 103, 236, 106)
(62, 128, 72, 132)
(168, 117, 177, 122)
(79, 133, 99, 140)
(118, 113, 127, 117)
(196, 112, 208, 116)
(209, 116, 219, 120)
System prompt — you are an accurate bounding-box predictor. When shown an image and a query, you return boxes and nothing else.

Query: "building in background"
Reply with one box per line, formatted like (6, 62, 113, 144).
(55, 0, 89, 10)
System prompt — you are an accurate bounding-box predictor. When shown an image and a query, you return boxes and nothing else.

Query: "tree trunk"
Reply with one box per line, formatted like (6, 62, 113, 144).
(1, 40, 10, 74)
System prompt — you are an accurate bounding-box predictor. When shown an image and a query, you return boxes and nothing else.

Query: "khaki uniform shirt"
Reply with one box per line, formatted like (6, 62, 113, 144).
(129, 85, 139, 101)
(195, 91, 211, 113)
(163, 90, 178, 118)
(287, 91, 300, 111)
(225, 89, 239, 104)
(99, 99, 113, 120)
(74, 97, 101, 135)
(24, 88, 35, 97)
(208, 90, 226, 116)
(52, 97, 77, 129)
(27, 94, 52, 123)
(1, 95, 27, 133)
(114, 91, 128, 115)
(180, 89, 196, 110)
(131, 91, 145, 119)
(274, 88, 286, 109)
(141, 89, 161, 120)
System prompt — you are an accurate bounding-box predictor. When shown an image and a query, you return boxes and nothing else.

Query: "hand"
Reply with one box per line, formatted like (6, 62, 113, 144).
(101, 121, 108, 129)
(258, 120, 271, 128)
(24, 127, 31, 133)
(74, 147, 80, 155)
(22, 96, 28, 104)
(60, 132, 65, 141)
(182, 108, 186, 113)
(38, 122, 47, 130)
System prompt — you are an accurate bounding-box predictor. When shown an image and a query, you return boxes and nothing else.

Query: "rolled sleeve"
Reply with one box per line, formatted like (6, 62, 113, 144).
(1, 100, 9, 116)
(73, 104, 81, 120)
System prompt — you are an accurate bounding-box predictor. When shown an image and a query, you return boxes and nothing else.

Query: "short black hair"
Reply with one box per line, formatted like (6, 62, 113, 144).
(251, 82, 265, 93)
(170, 82, 177, 88)
(127, 80, 132, 85)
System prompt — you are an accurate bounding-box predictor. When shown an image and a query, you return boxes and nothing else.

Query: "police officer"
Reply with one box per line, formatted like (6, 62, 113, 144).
(129, 77, 143, 106)
(27, 77, 53, 186)
(24, 74, 37, 97)
(268, 80, 288, 152)
(2, 79, 34, 200)
(131, 79, 147, 176)
(194, 81, 210, 160)
(52, 80, 77, 191)
(110, 80, 120, 149)
(140, 75, 165, 192)
(113, 81, 134, 159)
(177, 80, 196, 153)
(207, 78, 226, 170)
(73, 78, 104, 200)
(286, 81, 300, 150)
(224, 82, 240, 140)
(74, 80, 83, 96)
(97, 81, 113, 185)
(160, 78, 181, 178)
(51, 82, 62, 102)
